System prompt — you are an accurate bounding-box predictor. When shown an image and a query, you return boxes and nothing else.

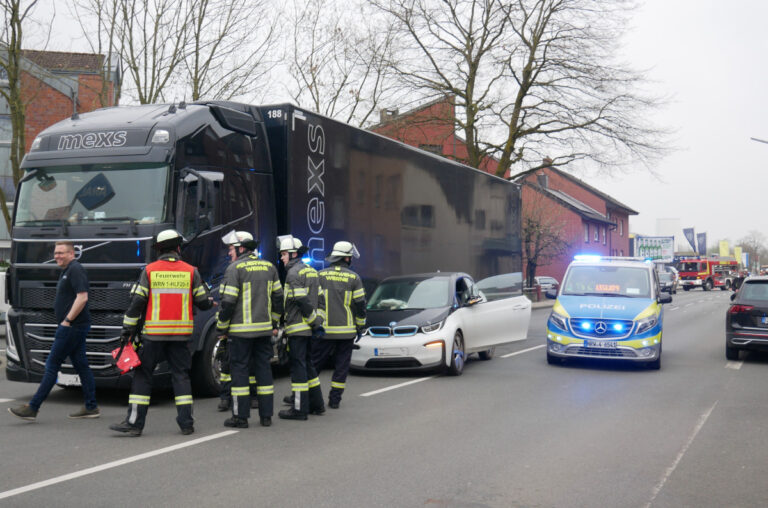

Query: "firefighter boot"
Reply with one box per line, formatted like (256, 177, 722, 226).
(109, 420, 142, 436)
(217, 397, 231, 412)
(224, 416, 249, 428)
(278, 408, 308, 421)
(282, 393, 295, 405)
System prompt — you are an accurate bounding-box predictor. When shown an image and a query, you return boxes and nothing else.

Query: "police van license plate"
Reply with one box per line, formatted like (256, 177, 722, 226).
(585, 340, 617, 349)
(57, 372, 81, 386)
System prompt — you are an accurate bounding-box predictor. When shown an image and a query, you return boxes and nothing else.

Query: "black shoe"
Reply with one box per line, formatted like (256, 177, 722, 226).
(8, 404, 38, 421)
(282, 394, 295, 405)
(329, 400, 340, 409)
(224, 416, 248, 428)
(217, 399, 231, 412)
(278, 408, 308, 421)
(309, 406, 326, 415)
(250, 398, 259, 409)
(109, 421, 142, 436)
(181, 427, 194, 435)
(260, 417, 272, 427)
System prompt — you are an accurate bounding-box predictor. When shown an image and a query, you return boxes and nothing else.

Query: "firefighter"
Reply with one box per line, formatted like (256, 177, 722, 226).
(217, 231, 261, 412)
(314, 241, 366, 409)
(110, 230, 214, 437)
(277, 235, 326, 421)
(217, 231, 283, 428)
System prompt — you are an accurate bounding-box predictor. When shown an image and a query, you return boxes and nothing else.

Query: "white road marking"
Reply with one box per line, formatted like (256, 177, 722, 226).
(0, 398, 14, 403)
(725, 361, 744, 370)
(644, 401, 718, 508)
(684, 303, 694, 308)
(668, 307, 679, 311)
(501, 344, 545, 358)
(0, 430, 239, 501)
(360, 376, 437, 397)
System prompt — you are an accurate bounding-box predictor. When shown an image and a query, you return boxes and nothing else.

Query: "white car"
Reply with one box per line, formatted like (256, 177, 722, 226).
(351, 272, 532, 375)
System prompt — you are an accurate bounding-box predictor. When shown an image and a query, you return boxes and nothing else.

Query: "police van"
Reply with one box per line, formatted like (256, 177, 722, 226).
(544, 256, 672, 369)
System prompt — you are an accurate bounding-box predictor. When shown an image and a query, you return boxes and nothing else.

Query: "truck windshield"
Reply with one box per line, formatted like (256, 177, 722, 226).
(679, 262, 702, 272)
(15, 163, 169, 226)
(562, 265, 651, 298)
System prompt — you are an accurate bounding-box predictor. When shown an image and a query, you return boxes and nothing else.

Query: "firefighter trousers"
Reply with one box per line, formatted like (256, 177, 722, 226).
(287, 334, 324, 414)
(126, 340, 193, 430)
(218, 338, 258, 401)
(229, 336, 273, 420)
(312, 338, 354, 405)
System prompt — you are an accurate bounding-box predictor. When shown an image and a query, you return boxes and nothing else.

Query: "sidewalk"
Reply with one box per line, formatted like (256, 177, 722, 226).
(531, 299, 554, 309)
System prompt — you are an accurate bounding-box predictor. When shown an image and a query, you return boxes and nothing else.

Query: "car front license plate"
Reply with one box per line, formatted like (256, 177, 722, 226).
(585, 340, 617, 349)
(374, 347, 407, 357)
(57, 372, 81, 386)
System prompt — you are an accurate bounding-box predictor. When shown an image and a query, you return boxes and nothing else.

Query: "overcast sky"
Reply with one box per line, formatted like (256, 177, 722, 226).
(32, 1, 768, 248)
(594, 0, 768, 247)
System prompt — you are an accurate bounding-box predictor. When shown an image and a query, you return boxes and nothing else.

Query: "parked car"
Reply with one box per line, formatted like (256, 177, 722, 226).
(658, 271, 678, 294)
(352, 272, 532, 375)
(534, 276, 559, 291)
(725, 276, 768, 360)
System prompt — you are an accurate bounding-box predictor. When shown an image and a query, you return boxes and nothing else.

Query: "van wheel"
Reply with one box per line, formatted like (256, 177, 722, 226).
(478, 347, 495, 361)
(446, 332, 465, 376)
(192, 328, 221, 397)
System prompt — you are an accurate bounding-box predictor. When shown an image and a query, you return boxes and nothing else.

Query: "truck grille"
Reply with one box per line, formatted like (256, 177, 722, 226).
(20, 287, 131, 311)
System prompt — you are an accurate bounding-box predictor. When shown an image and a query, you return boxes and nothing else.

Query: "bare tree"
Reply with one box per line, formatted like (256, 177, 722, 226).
(184, 0, 278, 101)
(286, 0, 400, 127)
(521, 181, 571, 288)
(371, 0, 669, 178)
(0, 0, 38, 230)
(738, 231, 768, 271)
(70, 0, 123, 107)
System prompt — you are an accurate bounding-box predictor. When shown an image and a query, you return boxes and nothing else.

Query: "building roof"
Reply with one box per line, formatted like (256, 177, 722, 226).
(21, 50, 104, 74)
(545, 165, 638, 215)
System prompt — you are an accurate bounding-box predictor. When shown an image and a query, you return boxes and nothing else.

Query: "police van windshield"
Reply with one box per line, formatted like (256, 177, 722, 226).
(368, 277, 451, 310)
(15, 163, 170, 226)
(562, 265, 651, 298)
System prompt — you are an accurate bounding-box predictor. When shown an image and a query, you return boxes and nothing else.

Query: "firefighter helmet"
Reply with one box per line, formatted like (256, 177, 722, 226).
(326, 241, 360, 263)
(154, 229, 184, 251)
(277, 235, 302, 253)
(221, 230, 258, 250)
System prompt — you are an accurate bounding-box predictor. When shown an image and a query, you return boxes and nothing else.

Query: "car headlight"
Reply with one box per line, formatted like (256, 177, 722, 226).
(421, 321, 443, 334)
(548, 310, 568, 332)
(635, 315, 658, 335)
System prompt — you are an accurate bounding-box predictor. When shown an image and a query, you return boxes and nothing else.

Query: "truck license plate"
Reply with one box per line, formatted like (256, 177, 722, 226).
(57, 372, 81, 386)
(585, 340, 617, 349)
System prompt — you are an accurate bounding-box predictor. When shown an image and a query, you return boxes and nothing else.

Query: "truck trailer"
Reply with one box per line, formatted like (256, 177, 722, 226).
(6, 101, 522, 395)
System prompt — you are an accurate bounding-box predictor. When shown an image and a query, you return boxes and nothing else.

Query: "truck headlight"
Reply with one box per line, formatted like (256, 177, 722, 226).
(6, 321, 20, 362)
(548, 310, 568, 332)
(421, 321, 443, 334)
(635, 315, 658, 335)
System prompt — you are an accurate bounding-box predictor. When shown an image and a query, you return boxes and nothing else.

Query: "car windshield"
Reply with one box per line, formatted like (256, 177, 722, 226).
(739, 282, 768, 301)
(562, 265, 651, 298)
(15, 163, 170, 226)
(368, 276, 451, 310)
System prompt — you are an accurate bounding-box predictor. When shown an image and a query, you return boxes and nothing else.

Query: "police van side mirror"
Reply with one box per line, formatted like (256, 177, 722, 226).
(658, 292, 672, 304)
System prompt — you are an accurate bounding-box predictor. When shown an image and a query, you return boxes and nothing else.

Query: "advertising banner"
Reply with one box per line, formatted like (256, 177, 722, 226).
(683, 227, 696, 252)
(734, 247, 742, 266)
(634, 235, 675, 262)
(697, 233, 707, 255)
(719, 240, 730, 258)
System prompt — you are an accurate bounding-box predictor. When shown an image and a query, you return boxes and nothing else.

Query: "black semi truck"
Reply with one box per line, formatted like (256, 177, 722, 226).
(5, 101, 522, 394)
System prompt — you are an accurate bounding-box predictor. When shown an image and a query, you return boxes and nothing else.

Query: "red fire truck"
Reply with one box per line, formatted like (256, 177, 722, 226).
(677, 256, 739, 291)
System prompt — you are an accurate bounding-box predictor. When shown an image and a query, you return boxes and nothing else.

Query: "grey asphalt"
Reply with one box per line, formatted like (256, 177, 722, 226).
(1, 289, 766, 507)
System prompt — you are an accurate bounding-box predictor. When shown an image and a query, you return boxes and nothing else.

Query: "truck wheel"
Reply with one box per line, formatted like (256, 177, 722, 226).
(192, 328, 221, 397)
(683, 286, 690, 291)
(703, 280, 712, 291)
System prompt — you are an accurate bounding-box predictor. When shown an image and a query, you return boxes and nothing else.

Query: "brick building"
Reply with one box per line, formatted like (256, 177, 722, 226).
(370, 96, 637, 284)
(0, 49, 120, 256)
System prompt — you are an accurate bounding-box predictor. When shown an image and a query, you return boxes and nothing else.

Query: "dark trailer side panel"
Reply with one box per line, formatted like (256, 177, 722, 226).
(259, 104, 522, 291)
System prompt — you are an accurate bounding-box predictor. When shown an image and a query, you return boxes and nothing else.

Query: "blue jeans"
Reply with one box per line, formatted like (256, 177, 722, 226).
(29, 323, 97, 412)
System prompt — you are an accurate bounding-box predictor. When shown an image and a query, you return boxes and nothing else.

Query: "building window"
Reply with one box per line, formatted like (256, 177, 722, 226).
(602, 227, 606, 245)
(418, 144, 443, 156)
(584, 223, 589, 243)
(594, 226, 599, 242)
(620, 249, 624, 256)
(620, 219, 624, 237)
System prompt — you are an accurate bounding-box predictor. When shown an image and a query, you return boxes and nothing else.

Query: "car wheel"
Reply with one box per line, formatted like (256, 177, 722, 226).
(478, 347, 495, 361)
(726, 345, 740, 361)
(683, 286, 690, 291)
(446, 331, 465, 376)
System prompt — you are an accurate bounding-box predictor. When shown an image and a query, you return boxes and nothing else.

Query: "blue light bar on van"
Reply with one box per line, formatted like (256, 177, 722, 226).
(613, 323, 625, 332)
(574, 255, 602, 262)
(580, 321, 593, 331)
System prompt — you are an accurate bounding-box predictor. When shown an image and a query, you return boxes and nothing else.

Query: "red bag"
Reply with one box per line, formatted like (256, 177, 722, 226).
(111, 344, 141, 374)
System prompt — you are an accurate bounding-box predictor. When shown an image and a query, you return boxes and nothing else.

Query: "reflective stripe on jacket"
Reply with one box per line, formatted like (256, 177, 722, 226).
(283, 257, 323, 336)
(216, 253, 284, 338)
(319, 263, 366, 340)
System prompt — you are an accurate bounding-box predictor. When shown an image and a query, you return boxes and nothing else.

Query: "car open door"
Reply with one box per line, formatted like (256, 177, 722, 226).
(466, 273, 531, 350)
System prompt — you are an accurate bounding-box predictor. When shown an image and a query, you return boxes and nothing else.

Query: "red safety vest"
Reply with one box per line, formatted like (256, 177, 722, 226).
(144, 259, 195, 335)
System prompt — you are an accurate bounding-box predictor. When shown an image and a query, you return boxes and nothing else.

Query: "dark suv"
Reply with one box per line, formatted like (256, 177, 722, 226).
(725, 276, 768, 360)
